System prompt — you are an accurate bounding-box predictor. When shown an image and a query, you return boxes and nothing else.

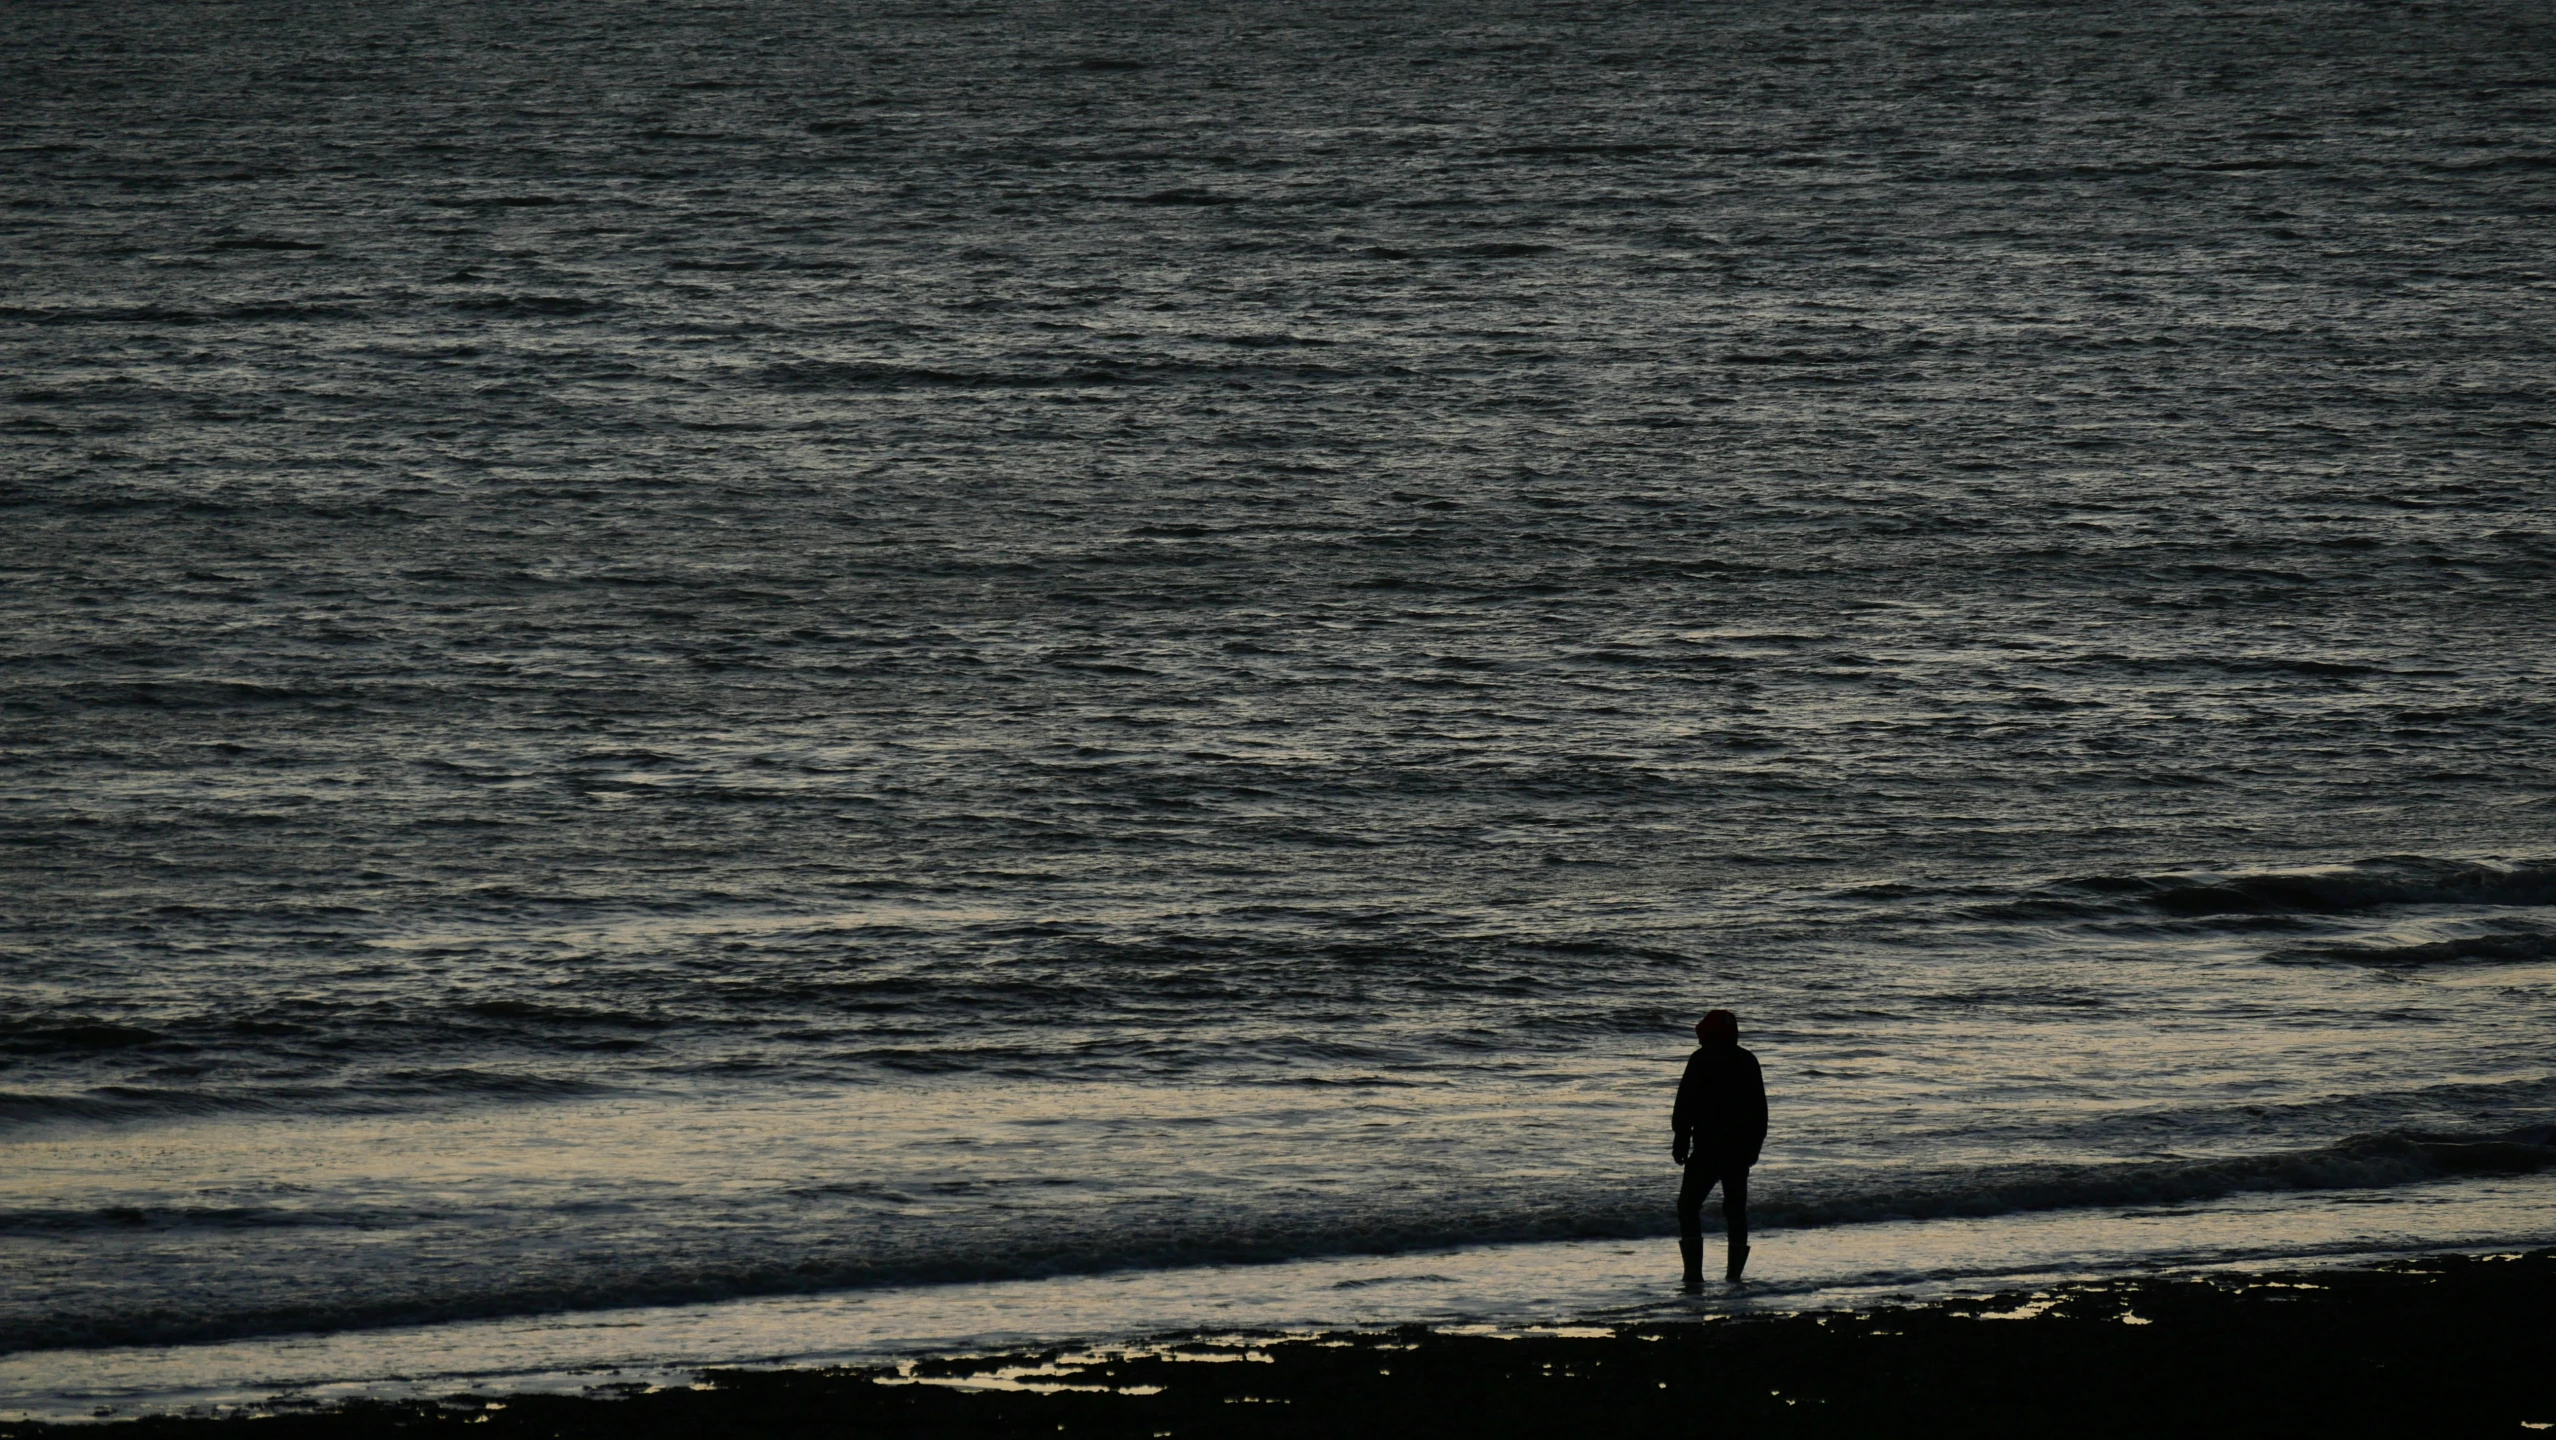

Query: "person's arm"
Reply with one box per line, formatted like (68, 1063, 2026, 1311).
(1743, 1053, 1768, 1168)
(1671, 1054, 1698, 1163)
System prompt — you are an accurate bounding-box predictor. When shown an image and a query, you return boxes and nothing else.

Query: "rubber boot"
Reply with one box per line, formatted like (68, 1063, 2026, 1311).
(1679, 1237, 1703, 1288)
(1725, 1242, 1751, 1283)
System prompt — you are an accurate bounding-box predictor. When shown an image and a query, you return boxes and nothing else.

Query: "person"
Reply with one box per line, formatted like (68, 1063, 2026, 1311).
(1671, 1009, 1766, 1285)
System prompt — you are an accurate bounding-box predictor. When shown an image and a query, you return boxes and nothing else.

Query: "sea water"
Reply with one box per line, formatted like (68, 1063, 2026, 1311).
(4, 0, 2553, 1419)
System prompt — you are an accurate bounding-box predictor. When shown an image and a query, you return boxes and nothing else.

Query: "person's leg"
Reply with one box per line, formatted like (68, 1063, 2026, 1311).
(1676, 1162, 1711, 1286)
(1723, 1167, 1751, 1281)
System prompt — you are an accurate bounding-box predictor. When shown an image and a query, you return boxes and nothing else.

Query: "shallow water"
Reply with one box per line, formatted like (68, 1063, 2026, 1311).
(4, 0, 2554, 1413)
(13, 1174, 2556, 1423)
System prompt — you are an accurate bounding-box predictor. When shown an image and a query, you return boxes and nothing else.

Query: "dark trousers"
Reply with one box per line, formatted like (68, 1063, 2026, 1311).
(1677, 1159, 1749, 1249)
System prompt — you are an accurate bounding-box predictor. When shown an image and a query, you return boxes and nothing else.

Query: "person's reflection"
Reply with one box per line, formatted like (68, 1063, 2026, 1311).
(1671, 1009, 1766, 1286)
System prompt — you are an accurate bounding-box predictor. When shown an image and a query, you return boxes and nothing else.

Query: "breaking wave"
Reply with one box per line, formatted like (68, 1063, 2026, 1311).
(6, 1124, 2546, 1356)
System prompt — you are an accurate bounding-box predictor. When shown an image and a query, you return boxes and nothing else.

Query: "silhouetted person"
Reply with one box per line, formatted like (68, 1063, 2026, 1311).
(1672, 1009, 1765, 1285)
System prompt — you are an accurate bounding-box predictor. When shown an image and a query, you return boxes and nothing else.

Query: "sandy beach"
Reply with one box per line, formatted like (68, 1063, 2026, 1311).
(10, 1247, 2547, 1438)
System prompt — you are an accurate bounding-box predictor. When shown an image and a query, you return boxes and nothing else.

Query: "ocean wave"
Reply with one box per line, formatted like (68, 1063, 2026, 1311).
(1759, 1127, 2556, 1228)
(444, 293, 605, 316)
(0, 1088, 273, 1126)
(757, 356, 1390, 392)
(362, 1068, 623, 1099)
(0, 1070, 622, 1129)
(0, 1021, 165, 1055)
(0, 304, 208, 326)
(0, 1202, 403, 1235)
(2064, 856, 2556, 918)
(32, 677, 358, 709)
(2270, 929, 2556, 966)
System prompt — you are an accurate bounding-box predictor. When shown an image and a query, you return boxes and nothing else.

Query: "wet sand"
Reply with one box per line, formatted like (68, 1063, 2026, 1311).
(9, 1248, 2549, 1437)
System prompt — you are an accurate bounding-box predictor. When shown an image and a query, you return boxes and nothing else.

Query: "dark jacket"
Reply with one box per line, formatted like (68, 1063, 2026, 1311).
(1673, 1044, 1767, 1167)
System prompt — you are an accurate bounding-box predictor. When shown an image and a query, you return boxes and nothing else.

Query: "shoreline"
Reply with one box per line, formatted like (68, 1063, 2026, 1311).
(10, 1247, 2550, 1437)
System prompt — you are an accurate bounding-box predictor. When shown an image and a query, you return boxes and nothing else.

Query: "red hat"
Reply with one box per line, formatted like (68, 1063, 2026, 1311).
(1697, 1010, 1738, 1044)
